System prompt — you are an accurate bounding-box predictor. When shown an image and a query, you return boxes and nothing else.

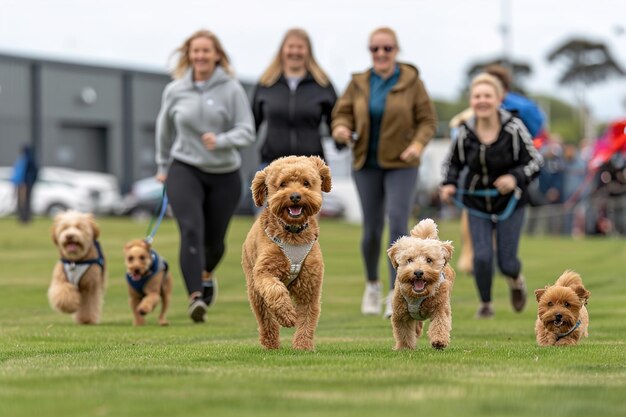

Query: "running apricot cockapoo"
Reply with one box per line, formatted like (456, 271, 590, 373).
(242, 156, 331, 351)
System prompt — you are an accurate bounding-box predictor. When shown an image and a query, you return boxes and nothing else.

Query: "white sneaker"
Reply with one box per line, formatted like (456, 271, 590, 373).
(383, 291, 393, 319)
(361, 282, 382, 315)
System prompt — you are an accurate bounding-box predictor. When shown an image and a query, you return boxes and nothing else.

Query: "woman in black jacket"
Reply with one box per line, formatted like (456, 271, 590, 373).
(440, 73, 543, 319)
(252, 28, 336, 164)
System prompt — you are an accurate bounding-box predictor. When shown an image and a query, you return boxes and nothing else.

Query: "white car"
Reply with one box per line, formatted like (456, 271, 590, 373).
(0, 166, 123, 217)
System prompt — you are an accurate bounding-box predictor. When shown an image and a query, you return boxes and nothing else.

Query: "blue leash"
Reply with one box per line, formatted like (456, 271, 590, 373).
(453, 187, 522, 223)
(145, 187, 169, 244)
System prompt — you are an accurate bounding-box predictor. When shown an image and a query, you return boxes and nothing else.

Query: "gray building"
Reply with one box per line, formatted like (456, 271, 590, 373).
(0, 52, 258, 211)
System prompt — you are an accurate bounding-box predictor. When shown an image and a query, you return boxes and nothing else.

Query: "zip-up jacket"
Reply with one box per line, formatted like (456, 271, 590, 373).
(252, 73, 336, 163)
(442, 109, 543, 214)
(155, 67, 255, 176)
(331, 63, 437, 170)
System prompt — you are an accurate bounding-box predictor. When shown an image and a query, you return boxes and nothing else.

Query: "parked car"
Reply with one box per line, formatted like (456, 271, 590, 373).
(117, 176, 169, 219)
(0, 166, 123, 217)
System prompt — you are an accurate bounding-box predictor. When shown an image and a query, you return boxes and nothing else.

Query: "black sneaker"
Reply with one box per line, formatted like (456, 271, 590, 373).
(475, 305, 494, 319)
(188, 297, 207, 323)
(202, 279, 217, 307)
(508, 276, 527, 313)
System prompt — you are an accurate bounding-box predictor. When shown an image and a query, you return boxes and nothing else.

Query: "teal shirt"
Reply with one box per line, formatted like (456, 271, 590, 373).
(366, 65, 400, 168)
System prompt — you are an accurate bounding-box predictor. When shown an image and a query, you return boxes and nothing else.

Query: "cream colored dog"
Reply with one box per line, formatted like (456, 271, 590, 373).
(123, 239, 172, 326)
(242, 156, 331, 350)
(48, 210, 106, 324)
(535, 270, 591, 346)
(387, 218, 455, 350)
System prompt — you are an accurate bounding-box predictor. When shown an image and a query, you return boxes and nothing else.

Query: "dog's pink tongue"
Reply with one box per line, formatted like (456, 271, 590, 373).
(65, 243, 78, 252)
(413, 280, 426, 292)
(288, 206, 303, 216)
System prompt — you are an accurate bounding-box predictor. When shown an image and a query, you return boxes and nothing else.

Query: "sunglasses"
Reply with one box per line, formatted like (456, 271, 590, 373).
(369, 45, 395, 53)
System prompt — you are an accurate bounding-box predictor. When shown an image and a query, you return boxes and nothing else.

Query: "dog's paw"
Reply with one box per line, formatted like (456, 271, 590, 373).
(276, 306, 297, 328)
(431, 340, 448, 350)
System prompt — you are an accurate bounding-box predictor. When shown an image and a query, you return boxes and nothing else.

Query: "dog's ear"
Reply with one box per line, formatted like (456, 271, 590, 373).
(573, 285, 591, 304)
(311, 156, 332, 193)
(534, 288, 546, 303)
(251, 168, 268, 207)
(387, 242, 400, 269)
(440, 240, 454, 264)
(88, 214, 100, 240)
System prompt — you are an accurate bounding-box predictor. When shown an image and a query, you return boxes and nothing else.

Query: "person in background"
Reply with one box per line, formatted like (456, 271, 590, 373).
(440, 73, 543, 319)
(155, 29, 255, 323)
(484, 64, 546, 138)
(332, 27, 437, 318)
(252, 28, 337, 168)
(453, 64, 546, 272)
(11, 144, 38, 224)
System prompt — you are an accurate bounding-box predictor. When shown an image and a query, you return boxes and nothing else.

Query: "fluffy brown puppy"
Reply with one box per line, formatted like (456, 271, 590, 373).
(242, 156, 331, 350)
(123, 239, 173, 326)
(387, 218, 455, 350)
(48, 210, 106, 324)
(535, 270, 590, 346)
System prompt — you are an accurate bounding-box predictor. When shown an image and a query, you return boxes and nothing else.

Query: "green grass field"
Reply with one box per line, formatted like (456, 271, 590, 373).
(1, 215, 625, 417)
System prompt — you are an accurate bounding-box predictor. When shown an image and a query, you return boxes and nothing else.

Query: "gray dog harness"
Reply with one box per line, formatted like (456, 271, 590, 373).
(265, 228, 316, 286)
(402, 271, 446, 321)
(61, 240, 105, 287)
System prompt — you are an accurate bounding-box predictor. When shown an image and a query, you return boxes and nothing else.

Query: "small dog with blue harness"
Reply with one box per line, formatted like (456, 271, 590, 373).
(123, 239, 172, 326)
(48, 210, 106, 324)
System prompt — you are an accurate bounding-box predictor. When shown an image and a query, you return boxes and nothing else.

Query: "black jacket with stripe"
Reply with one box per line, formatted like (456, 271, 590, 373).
(442, 109, 543, 214)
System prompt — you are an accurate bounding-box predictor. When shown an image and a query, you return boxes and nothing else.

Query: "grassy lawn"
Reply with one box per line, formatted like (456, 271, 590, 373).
(0, 215, 625, 417)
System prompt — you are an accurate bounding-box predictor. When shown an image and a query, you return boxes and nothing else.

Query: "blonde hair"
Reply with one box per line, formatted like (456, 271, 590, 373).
(169, 30, 233, 79)
(369, 27, 400, 50)
(470, 73, 504, 99)
(258, 28, 330, 87)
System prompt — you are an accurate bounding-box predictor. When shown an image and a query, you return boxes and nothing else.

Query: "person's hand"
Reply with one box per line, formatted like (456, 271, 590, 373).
(332, 126, 352, 145)
(400, 142, 424, 163)
(155, 174, 167, 184)
(493, 174, 517, 195)
(439, 184, 457, 204)
(202, 132, 217, 150)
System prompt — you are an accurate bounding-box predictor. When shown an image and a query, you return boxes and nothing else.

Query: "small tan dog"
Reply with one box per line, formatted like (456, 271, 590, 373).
(387, 218, 455, 350)
(123, 239, 173, 326)
(535, 270, 591, 346)
(48, 210, 106, 324)
(242, 156, 331, 350)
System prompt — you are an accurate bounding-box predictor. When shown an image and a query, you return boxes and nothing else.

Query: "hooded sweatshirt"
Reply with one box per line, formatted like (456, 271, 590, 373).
(156, 66, 255, 175)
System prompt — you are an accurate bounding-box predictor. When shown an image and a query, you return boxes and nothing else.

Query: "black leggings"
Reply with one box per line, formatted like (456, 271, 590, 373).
(166, 160, 242, 296)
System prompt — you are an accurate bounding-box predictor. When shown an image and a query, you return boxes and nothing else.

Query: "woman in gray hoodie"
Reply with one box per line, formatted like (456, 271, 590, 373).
(156, 29, 255, 322)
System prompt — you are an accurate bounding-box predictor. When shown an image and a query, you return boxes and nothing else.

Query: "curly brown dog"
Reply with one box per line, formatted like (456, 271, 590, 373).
(123, 239, 173, 326)
(48, 210, 106, 324)
(387, 218, 455, 350)
(535, 270, 591, 346)
(242, 156, 332, 350)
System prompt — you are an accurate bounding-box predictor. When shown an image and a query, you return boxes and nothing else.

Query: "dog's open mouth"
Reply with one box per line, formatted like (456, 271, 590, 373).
(62, 241, 81, 253)
(553, 318, 564, 327)
(412, 279, 426, 293)
(130, 269, 144, 281)
(287, 206, 303, 218)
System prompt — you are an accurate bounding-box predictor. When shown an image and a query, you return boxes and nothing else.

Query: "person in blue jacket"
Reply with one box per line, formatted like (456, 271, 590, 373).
(11, 144, 38, 224)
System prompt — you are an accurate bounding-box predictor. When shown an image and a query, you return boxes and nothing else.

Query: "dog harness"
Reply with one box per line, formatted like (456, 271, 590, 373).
(61, 240, 105, 287)
(402, 271, 446, 321)
(125, 250, 169, 297)
(264, 228, 316, 286)
(556, 320, 582, 341)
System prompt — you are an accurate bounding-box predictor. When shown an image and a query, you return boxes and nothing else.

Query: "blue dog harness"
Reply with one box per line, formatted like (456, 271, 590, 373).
(61, 240, 105, 287)
(556, 320, 582, 341)
(125, 250, 169, 297)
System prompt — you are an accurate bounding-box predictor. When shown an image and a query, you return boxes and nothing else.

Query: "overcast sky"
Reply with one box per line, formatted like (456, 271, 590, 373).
(1, 0, 625, 125)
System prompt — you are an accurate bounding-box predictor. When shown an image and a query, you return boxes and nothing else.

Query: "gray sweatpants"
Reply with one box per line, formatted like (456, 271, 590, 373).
(353, 167, 418, 289)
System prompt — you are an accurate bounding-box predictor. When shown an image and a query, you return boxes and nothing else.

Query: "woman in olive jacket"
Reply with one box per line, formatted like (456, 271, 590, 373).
(332, 27, 437, 318)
